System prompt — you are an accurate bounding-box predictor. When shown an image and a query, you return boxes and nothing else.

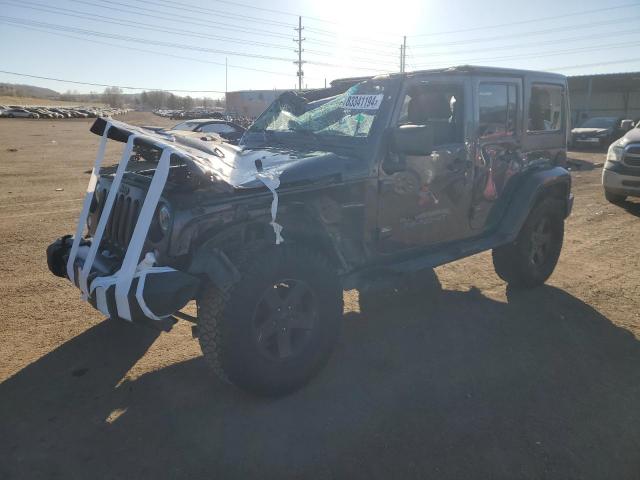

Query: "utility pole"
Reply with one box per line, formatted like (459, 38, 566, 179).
(225, 57, 228, 94)
(400, 44, 404, 73)
(294, 16, 305, 91)
(402, 35, 407, 73)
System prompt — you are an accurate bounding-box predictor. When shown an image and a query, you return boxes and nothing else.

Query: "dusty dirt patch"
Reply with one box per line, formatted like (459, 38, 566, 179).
(1, 115, 639, 479)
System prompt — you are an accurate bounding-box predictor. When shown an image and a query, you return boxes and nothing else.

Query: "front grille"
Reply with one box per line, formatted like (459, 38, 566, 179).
(95, 189, 142, 250)
(623, 144, 640, 167)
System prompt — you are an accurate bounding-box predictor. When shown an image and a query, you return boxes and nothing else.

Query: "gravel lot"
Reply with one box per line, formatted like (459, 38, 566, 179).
(1, 113, 639, 479)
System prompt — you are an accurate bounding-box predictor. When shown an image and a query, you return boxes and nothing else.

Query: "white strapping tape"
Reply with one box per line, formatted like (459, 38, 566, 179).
(67, 122, 111, 284)
(256, 171, 284, 245)
(114, 148, 172, 321)
(78, 134, 137, 298)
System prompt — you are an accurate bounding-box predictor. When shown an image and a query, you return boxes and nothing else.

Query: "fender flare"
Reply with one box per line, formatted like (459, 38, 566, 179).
(496, 166, 572, 243)
(187, 241, 241, 292)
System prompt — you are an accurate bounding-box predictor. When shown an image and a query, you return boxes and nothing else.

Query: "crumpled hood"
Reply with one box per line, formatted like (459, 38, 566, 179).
(90, 117, 353, 190)
(204, 142, 351, 189)
(572, 128, 609, 136)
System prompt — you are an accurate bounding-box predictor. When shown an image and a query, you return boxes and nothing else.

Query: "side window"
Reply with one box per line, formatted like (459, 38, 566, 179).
(528, 84, 564, 132)
(479, 84, 507, 138)
(397, 83, 464, 146)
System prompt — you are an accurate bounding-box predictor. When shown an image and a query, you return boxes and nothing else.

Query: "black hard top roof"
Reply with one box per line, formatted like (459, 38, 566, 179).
(331, 65, 566, 87)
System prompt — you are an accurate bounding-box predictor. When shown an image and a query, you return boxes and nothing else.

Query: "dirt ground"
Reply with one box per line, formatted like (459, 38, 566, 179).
(1, 113, 639, 479)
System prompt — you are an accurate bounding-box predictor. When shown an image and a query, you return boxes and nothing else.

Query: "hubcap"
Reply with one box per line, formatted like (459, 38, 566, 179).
(529, 217, 552, 266)
(252, 279, 317, 361)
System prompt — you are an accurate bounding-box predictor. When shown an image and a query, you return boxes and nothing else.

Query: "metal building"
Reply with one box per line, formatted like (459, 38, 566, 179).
(225, 90, 286, 119)
(568, 72, 640, 127)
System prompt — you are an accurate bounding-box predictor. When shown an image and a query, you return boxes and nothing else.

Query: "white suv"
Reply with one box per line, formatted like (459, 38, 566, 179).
(603, 123, 640, 203)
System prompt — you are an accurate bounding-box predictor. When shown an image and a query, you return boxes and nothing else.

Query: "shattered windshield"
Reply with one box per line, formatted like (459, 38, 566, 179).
(249, 80, 387, 139)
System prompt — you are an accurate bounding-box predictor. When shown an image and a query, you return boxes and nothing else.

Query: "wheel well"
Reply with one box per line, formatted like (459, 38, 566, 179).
(535, 181, 569, 215)
(192, 218, 345, 273)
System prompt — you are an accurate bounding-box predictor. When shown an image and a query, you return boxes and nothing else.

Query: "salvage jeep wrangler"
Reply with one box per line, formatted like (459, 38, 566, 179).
(47, 66, 573, 395)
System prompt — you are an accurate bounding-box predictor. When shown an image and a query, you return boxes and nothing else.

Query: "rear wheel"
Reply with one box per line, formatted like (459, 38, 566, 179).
(604, 189, 626, 204)
(492, 198, 564, 288)
(197, 245, 343, 396)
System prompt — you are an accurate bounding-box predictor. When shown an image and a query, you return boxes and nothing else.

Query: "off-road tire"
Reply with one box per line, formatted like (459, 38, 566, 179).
(358, 268, 442, 317)
(197, 245, 343, 396)
(604, 189, 626, 205)
(492, 198, 564, 288)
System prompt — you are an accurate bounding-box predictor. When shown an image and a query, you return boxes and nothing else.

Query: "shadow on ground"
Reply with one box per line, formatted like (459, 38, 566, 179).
(2, 285, 640, 479)
(620, 198, 640, 218)
(566, 156, 598, 171)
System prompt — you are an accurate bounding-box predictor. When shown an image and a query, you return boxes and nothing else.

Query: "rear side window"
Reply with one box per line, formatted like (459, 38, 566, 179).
(478, 83, 517, 138)
(528, 84, 564, 132)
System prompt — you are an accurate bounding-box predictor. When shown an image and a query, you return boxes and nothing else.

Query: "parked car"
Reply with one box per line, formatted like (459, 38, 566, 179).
(49, 108, 70, 118)
(168, 119, 246, 144)
(47, 66, 573, 396)
(4, 108, 39, 118)
(602, 122, 640, 204)
(570, 117, 628, 149)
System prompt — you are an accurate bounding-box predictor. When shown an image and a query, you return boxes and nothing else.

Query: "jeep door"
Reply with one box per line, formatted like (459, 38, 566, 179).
(469, 76, 523, 231)
(376, 76, 474, 254)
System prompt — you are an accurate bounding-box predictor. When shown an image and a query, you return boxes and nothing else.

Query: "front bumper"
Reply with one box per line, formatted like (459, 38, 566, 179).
(602, 167, 640, 198)
(47, 235, 199, 330)
(572, 136, 608, 148)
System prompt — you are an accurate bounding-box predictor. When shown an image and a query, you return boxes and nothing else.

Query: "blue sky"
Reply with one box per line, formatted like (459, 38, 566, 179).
(1, 0, 639, 98)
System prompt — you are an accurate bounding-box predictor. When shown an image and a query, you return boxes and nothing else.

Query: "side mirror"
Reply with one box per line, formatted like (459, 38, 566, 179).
(621, 119, 634, 132)
(390, 124, 434, 156)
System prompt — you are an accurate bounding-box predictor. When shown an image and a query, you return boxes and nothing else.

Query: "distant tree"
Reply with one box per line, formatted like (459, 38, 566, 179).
(182, 95, 194, 110)
(167, 93, 181, 110)
(102, 86, 124, 107)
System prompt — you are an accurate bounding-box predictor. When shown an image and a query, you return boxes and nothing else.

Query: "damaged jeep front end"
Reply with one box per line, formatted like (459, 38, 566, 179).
(46, 118, 272, 329)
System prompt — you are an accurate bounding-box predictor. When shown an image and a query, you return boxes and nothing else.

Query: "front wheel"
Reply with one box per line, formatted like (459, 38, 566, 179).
(197, 245, 343, 396)
(492, 198, 565, 288)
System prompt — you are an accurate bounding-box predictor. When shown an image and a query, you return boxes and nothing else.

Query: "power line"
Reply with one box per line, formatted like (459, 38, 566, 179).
(123, 0, 295, 28)
(0, 70, 227, 93)
(1, 3, 396, 70)
(411, 41, 637, 69)
(305, 38, 400, 57)
(408, 28, 640, 60)
(4, 0, 297, 52)
(0, 16, 295, 62)
(412, 15, 640, 49)
(125, 0, 403, 45)
(68, 0, 292, 40)
(1, 22, 305, 79)
(0, 17, 392, 74)
(29, 0, 402, 55)
(410, 2, 640, 37)
(303, 26, 401, 47)
(545, 58, 640, 71)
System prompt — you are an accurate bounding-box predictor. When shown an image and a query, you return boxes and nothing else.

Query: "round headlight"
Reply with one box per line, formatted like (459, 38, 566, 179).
(157, 204, 171, 232)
